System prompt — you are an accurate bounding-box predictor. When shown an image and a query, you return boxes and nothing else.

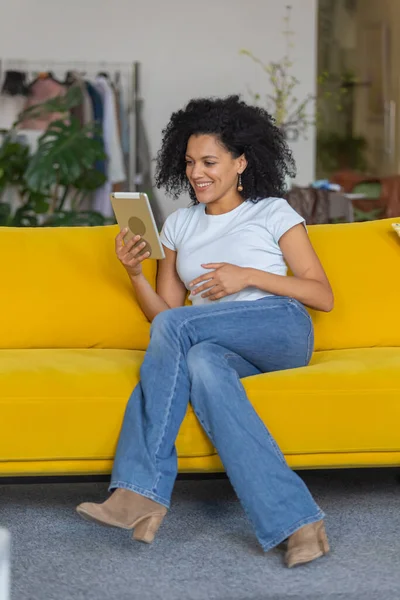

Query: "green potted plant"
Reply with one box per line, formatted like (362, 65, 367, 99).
(0, 85, 110, 227)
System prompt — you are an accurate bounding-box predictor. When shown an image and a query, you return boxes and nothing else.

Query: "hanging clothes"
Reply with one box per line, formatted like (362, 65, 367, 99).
(118, 91, 129, 157)
(85, 81, 106, 177)
(93, 75, 126, 217)
(13, 130, 42, 154)
(0, 94, 26, 130)
(112, 83, 124, 192)
(116, 86, 130, 183)
(1, 70, 28, 96)
(94, 75, 125, 183)
(0, 70, 28, 131)
(65, 71, 93, 127)
(19, 75, 67, 131)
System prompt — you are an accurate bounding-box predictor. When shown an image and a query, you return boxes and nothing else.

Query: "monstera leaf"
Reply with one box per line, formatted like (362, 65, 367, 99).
(0, 139, 30, 193)
(74, 168, 107, 192)
(43, 210, 107, 227)
(24, 118, 106, 194)
(0, 202, 11, 225)
(0, 191, 48, 226)
(12, 205, 39, 227)
(24, 190, 50, 214)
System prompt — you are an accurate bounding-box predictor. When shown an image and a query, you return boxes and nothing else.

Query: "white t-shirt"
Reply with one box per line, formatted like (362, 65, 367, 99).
(159, 197, 305, 306)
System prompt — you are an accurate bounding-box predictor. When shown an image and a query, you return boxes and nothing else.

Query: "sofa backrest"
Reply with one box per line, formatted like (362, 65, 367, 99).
(0, 218, 399, 351)
(307, 217, 400, 351)
(0, 225, 156, 350)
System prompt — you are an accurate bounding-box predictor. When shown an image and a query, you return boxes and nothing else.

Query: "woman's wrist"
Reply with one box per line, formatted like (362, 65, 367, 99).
(129, 272, 146, 285)
(243, 267, 262, 288)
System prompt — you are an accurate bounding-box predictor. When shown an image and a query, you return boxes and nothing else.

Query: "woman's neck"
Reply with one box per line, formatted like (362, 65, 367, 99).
(204, 193, 244, 216)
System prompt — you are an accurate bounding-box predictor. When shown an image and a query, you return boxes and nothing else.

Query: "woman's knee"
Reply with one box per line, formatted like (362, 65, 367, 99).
(151, 307, 187, 339)
(187, 342, 219, 380)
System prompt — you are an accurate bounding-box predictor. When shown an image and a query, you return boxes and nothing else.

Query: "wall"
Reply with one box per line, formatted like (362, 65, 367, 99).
(0, 0, 317, 220)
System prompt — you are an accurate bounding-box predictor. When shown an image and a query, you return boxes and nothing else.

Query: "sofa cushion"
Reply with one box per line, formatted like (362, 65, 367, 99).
(306, 218, 400, 350)
(0, 225, 155, 350)
(0, 349, 213, 463)
(242, 346, 400, 454)
(1, 348, 399, 469)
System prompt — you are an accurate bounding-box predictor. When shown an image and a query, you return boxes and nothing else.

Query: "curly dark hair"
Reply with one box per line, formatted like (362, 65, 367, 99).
(155, 95, 296, 204)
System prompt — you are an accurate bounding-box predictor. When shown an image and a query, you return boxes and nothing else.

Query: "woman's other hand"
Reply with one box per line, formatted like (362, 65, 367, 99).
(189, 263, 250, 301)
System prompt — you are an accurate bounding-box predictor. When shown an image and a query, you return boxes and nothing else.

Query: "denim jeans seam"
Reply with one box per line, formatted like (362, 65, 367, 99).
(224, 463, 264, 538)
(306, 320, 314, 364)
(259, 509, 325, 552)
(289, 298, 310, 318)
(153, 317, 193, 492)
(224, 352, 240, 360)
(109, 480, 170, 508)
(287, 300, 313, 365)
(190, 401, 216, 443)
(152, 345, 181, 491)
(151, 473, 161, 495)
(268, 436, 289, 466)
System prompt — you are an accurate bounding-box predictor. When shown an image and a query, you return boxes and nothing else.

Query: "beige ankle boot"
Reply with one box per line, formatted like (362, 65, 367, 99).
(76, 488, 167, 543)
(285, 520, 330, 568)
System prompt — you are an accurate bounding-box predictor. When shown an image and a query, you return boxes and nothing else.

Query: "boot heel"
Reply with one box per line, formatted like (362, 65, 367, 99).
(133, 514, 165, 544)
(285, 520, 330, 568)
(318, 523, 330, 554)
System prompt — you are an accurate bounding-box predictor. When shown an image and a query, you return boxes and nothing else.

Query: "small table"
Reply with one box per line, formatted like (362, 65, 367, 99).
(328, 192, 360, 222)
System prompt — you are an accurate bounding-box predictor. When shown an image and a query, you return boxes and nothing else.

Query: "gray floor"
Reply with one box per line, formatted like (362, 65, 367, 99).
(1, 469, 400, 600)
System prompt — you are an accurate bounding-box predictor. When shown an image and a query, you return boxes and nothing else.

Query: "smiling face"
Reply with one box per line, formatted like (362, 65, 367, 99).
(185, 134, 247, 211)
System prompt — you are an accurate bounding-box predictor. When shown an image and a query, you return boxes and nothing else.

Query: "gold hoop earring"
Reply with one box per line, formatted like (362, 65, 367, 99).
(237, 173, 243, 192)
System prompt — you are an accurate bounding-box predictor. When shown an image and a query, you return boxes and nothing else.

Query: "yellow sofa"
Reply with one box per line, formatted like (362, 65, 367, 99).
(0, 217, 399, 477)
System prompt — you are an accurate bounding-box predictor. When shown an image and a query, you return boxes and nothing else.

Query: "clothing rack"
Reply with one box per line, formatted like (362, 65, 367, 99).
(0, 58, 143, 192)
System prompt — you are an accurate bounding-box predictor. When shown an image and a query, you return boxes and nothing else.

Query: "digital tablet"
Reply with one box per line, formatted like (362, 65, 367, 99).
(110, 192, 166, 260)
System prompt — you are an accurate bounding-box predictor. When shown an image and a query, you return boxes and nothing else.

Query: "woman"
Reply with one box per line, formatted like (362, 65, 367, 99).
(77, 95, 334, 568)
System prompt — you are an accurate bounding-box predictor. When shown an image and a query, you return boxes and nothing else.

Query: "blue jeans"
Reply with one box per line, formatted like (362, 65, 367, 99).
(110, 295, 324, 551)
